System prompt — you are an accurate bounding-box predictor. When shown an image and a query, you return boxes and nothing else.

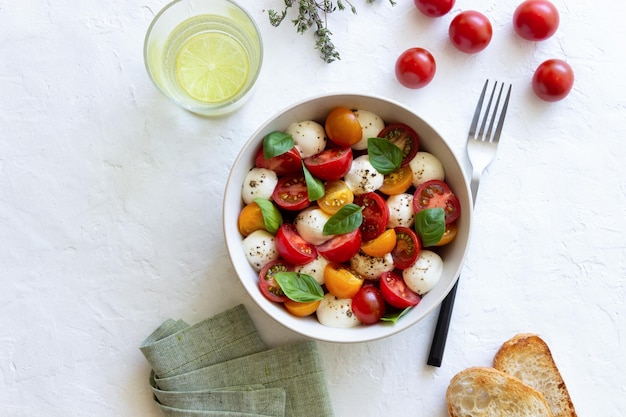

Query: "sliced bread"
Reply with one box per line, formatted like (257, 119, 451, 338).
(446, 366, 554, 417)
(493, 333, 577, 417)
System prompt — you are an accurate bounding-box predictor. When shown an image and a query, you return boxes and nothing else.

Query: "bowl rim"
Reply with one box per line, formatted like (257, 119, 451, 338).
(222, 92, 472, 343)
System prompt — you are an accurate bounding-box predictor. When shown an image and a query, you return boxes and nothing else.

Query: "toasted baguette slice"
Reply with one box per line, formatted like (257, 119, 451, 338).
(446, 367, 553, 417)
(494, 334, 577, 417)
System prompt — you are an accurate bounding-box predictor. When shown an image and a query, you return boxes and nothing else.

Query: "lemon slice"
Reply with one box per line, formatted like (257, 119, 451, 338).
(175, 32, 249, 103)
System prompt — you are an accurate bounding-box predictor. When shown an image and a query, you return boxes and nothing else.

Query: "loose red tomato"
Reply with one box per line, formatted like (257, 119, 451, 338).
(351, 285, 386, 325)
(378, 123, 420, 167)
(254, 146, 302, 176)
(304, 147, 353, 181)
(317, 180, 354, 215)
(354, 192, 390, 241)
(259, 259, 291, 303)
(379, 166, 413, 196)
(449, 10, 492, 54)
(391, 227, 421, 269)
(317, 229, 362, 263)
(325, 107, 362, 147)
(275, 224, 317, 265)
(532, 59, 574, 102)
(324, 263, 364, 299)
(395, 47, 436, 89)
(272, 173, 310, 211)
(379, 271, 421, 309)
(513, 0, 559, 41)
(413, 179, 461, 224)
(413, 0, 455, 18)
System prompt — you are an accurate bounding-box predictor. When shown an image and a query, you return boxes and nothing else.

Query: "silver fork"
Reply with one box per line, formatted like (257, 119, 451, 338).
(427, 79, 512, 367)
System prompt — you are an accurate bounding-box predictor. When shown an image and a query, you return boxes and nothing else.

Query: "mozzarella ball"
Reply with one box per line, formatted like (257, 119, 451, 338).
(241, 168, 278, 205)
(344, 155, 384, 195)
(295, 254, 329, 285)
(294, 207, 334, 245)
(352, 109, 385, 150)
(402, 250, 443, 295)
(242, 230, 279, 271)
(409, 151, 445, 187)
(316, 294, 361, 328)
(350, 251, 395, 280)
(285, 120, 327, 158)
(386, 193, 415, 228)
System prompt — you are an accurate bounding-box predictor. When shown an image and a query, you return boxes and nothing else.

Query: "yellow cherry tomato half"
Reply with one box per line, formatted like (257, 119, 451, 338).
(379, 165, 413, 195)
(238, 201, 265, 236)
(317, 180, 354, 215)
(325, 107, 363, 147)
(433, 222, 458, 246)
(284, 299, 321, 317)
(324, 263, 364, 299)
(361, 228, 397, 257)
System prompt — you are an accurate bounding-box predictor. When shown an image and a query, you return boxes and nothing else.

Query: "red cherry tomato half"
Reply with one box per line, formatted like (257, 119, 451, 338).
(377, 123, 419, 167)
(413, 0, 455, 18)
(317, 229, 362, 263)
(275, 224, 317, 265)
(259, 259, 291, 303)
(354, 192, 390, 242)
(351, 285, 386, 325)
(513, 0, 559, 41)
(413, 179, 461, 224)
(380, 271, 421, 309)
(449, 10, 492, 54)
(532, 59, 574, 102)
(272, 173, 310, 211)
(391, 227, 422, 269)
(303, 147, 353, 181)
(254, 146, 302, 176)
(395, 47, 436, 89)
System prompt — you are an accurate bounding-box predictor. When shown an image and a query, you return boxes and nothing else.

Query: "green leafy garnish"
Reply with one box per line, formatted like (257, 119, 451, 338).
(414, 208, 446, 247)
(322, 203, 363, 235)
(302, 164, 325, 201)
(380, 306, 412, 324)
(267, 0, 396, 63)
(273, 272, 325, 303)
(253, 198, 283, 234)
(263, 131, 294, 159)
(367, 137, 403, 174)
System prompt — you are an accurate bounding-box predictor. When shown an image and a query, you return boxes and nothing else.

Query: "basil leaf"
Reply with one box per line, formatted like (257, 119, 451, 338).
(253, 198, 283, 234)
(263, 131, 294, 159)
(380, 306, 412, 324)
(323, 203, 363, 235)
(414, 208, 445, 247)
(273, 272, 325, 302)
(367, 137, 403, 174)
(302, 164, 325, 201)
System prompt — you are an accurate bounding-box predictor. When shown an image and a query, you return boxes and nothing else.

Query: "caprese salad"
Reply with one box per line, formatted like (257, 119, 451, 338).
(238, 106, 461, 328)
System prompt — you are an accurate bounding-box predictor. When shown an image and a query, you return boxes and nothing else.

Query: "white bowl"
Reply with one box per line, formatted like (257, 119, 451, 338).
(223, 93, 472, 343)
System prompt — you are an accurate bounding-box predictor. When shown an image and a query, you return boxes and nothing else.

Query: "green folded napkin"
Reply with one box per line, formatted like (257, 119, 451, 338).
(139, 304, 335, 417)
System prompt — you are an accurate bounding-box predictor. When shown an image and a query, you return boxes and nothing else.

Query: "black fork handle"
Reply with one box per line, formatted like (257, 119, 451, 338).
(427, 278, 459, 367)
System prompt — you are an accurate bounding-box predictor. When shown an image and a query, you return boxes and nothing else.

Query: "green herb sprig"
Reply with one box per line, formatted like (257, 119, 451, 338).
(268, 0, 396, 63)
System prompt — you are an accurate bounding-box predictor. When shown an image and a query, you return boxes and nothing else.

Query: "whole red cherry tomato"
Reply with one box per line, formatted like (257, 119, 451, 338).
(532, 59, 574, 102)
(395, 47, 436, 89)
(351, 285, 386, 325)
(413, 0, 455, 18)
(513, 0, 559, 41)
(448, 10, 492, 54)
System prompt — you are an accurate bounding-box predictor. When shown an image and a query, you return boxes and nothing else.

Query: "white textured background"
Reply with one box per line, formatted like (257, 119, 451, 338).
(1, 0, 625, 416)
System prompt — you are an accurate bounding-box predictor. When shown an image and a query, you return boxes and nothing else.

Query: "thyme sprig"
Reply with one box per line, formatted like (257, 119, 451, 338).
(268, 0, 396, 63)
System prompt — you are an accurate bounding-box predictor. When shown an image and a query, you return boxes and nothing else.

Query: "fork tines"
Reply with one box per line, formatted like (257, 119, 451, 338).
(469, 80, 512, 144)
